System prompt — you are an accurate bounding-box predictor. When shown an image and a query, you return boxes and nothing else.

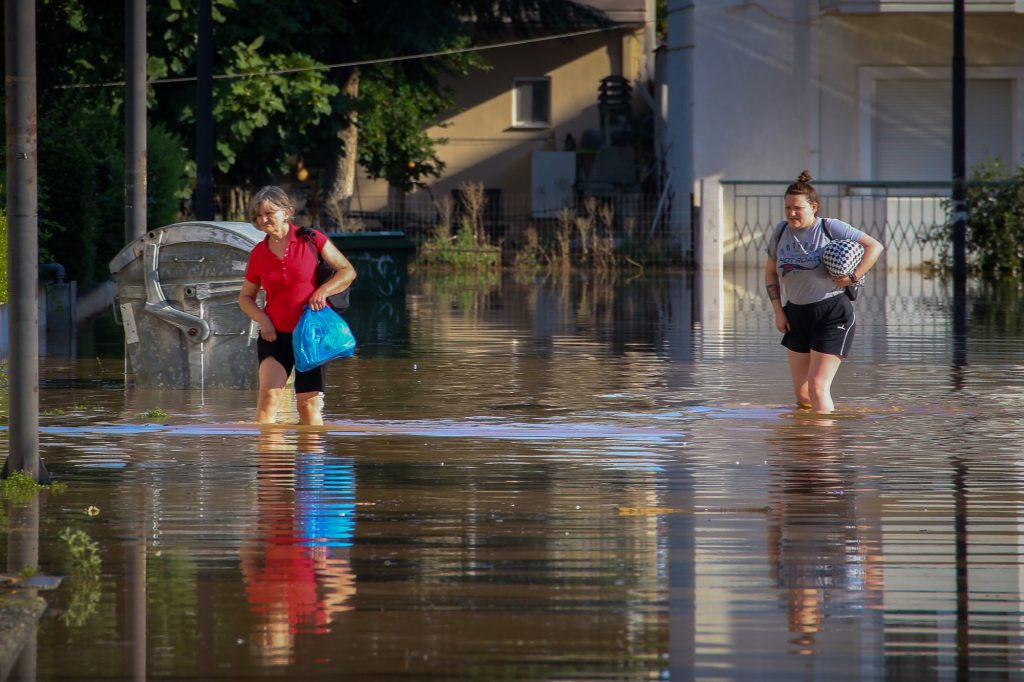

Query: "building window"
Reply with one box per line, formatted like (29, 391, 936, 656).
(874, 78, 1012, 180)
(858, 66, 1023, 181)
(513, 77, 551, 128)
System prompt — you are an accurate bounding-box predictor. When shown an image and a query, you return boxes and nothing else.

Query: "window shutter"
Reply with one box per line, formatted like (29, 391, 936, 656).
(873, 78, 1011, 180)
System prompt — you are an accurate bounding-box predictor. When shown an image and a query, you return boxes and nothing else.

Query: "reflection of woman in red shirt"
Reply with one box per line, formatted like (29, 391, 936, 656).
(238, 185, 356, 425)
(241, 431, 357, 665)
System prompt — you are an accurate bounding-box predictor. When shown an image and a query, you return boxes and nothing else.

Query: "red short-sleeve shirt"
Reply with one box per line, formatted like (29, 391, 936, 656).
(244, 224, 329, 332)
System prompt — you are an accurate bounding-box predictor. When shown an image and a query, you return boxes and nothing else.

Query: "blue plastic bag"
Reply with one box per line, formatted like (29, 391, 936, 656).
(292, 305, 356, 373)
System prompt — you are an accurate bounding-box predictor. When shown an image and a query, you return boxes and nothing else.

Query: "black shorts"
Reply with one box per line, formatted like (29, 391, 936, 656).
(782, 295, 856, 358)
(256, 331, 326, 394)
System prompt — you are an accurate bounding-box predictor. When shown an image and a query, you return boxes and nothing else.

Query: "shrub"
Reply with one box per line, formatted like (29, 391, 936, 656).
(929, 160, 1024, 277)
(147, 123, 191, 229)
(0, 204, 7, 304)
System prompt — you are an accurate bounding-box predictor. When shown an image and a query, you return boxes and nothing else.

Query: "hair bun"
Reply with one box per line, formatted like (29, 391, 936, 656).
(797, 170, 812, 183)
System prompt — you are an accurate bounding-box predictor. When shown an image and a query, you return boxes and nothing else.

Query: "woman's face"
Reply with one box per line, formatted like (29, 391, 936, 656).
(253, 201, 291, 240)
(785, 194, 818, 229)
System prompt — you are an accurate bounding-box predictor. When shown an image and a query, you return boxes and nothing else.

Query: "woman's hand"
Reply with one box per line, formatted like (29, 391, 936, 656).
(774, 308, 789, 334)
(307, 289, 329, 311)
(259, 324, 277, 342)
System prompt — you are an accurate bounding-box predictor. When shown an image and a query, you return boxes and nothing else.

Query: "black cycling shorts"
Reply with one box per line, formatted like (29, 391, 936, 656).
(256, 331, 326, 394)
(781, 295, 856, 358)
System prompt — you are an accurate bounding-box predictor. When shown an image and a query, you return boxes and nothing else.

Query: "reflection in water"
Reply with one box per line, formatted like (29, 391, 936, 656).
(16, 271, 1024, 679)
(241, 431, 356, 666)
(765, 417, 884, 668)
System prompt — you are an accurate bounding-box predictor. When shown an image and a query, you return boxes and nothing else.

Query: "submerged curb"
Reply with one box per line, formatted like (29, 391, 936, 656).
(0, 592, 47, 679)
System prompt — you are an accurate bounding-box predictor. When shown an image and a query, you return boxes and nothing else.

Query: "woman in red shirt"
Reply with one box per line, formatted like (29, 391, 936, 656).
(239, 186, 356, 425)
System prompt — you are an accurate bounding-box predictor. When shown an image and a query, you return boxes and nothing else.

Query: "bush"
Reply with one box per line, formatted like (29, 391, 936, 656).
(147, 123, 191, 229)
(0, 204, 7, 304)
(35, 98, 191, 287)
(930, 161, 1024, 277)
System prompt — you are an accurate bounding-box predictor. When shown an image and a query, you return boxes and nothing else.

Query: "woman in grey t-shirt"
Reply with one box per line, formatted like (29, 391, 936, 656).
(764, 172, 884, 413)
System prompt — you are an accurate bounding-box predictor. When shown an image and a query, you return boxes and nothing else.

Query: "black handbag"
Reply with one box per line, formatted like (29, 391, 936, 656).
(297, 227, 350, 312)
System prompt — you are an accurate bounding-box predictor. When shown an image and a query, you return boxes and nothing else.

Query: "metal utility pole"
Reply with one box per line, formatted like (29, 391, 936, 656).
(3, 0, 47, 483)
(951, 0, 967, 362)
(196, 0, 214, 220)
(125, 0, 147, 242)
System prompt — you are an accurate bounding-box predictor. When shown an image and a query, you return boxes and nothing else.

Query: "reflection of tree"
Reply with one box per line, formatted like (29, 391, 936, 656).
(240, 430, 357, 666)
(766, 418, 884, 656)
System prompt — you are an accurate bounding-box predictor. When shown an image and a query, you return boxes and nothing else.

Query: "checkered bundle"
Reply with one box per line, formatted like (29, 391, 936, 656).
(821, 239, 864, 277)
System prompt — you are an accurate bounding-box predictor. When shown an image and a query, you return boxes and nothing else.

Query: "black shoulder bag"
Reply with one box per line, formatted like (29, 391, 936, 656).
(772, 219, 859, 301)
(297, 227, 350, 312)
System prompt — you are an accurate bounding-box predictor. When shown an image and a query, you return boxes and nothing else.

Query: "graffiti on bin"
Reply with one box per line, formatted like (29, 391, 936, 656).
(349, 253, 403, 298)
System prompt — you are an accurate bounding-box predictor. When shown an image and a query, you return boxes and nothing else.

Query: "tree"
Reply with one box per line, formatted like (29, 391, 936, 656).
(9, 0, 608, 271)
(156, 0, 607, 221)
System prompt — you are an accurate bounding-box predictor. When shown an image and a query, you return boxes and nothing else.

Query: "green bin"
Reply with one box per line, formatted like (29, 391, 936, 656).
(328, 231, 416, 299)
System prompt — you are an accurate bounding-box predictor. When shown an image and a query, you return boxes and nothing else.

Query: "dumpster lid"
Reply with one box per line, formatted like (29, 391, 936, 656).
(110, 221, 265, 274)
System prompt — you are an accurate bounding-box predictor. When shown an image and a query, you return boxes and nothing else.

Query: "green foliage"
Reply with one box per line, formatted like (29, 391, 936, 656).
(0, 204, 7, 304)
(142, 407, 170, 421)
(417, 223, 501, 270)
(208, 40, 338, 177)
(930, 161, 1024, 277)
(58, 526, 103, 627)
(26, 0, 608, 243)
(416, 184, 500, 270)
(1, 470, 44, 503)
(147, 124, 191, 228)
(37, 95, 108, 284)
(60, 527, 102, 576)
(358, 66, 451, 191)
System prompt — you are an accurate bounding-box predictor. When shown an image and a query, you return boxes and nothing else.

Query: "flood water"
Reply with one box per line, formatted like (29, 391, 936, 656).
(4, 270, 1024, 681)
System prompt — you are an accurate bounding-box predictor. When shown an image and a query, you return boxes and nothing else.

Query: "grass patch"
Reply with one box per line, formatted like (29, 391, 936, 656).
(140, 407, 169, 420)
(1, 470, 67, 503)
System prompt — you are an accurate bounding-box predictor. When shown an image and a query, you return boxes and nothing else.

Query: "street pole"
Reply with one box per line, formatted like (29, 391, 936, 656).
(952, 0, 967, 365)
(196, 0, 214, 220)
(3, 0, 47, 483)
(125, 0, 147, 243)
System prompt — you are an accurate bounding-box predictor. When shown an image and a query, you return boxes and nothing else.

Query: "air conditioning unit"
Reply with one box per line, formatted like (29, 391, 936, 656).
(531, 151, 576, 218)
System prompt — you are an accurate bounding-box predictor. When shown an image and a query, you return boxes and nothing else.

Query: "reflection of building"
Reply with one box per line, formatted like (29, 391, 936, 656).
(242, 432, 357, 666)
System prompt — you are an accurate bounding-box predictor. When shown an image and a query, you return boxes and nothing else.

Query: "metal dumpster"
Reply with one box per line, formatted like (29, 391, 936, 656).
(109, 221, 264, 389)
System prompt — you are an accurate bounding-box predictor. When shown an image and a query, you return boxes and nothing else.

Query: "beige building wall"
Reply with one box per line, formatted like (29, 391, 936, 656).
(355, 25, 650, 213)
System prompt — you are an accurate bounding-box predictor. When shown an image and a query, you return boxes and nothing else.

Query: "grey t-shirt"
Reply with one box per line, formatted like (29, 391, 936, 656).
(766, 218, 864, 305)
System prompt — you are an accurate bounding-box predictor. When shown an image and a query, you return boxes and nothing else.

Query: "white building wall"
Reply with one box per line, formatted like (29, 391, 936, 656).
(693, 5, 1024, 186)
(692, 2, 818, 183)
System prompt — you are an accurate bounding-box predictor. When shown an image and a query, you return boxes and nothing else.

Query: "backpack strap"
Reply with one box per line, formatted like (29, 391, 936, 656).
(296, 226, 324, 263)
(821, 217, 833, 241)
(771, 221, 788, 257)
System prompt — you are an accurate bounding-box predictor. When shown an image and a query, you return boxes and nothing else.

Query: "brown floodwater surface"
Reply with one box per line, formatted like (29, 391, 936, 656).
(3, 271, 1024, 680)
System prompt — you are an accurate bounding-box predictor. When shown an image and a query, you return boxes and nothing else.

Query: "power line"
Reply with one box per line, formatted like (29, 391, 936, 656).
(55, 24, 639, 90)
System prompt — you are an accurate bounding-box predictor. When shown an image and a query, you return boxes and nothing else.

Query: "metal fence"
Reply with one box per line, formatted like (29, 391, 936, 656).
(723, 180, 953, 271)
(719, 180, 958, 320)
(336, 192, 690, 266)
